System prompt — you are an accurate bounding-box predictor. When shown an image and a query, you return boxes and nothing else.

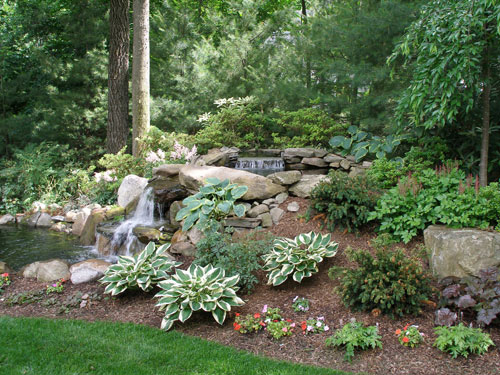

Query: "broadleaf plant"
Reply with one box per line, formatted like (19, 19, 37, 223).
(155, 264, 245, 331)
(99, 242, 181, 296)
(175, 178, 248, 231)
(262, 232, 338, 286)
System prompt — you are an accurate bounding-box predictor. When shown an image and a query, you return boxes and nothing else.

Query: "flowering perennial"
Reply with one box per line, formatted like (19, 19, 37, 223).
(396, 324, 424, 347)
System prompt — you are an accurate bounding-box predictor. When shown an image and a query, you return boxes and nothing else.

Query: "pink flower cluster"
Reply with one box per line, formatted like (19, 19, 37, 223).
(94, 169, 117, 183)
(170, 141, 197, 163)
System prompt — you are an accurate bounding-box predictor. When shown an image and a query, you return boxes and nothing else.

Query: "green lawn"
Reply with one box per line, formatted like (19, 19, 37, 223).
(0, 317, 347, 375)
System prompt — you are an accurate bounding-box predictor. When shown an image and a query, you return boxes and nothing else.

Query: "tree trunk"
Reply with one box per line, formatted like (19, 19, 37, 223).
(107, 0, 130, 154)
(132, 0, 150, 157)
(301, 0, 311, 89)
(479, 50, 490, 187)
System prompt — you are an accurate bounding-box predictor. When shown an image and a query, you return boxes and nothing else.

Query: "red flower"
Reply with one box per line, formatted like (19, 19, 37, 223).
(402, 337, 409, 343)
(403, 324, 410, 331)
(233, 323, 241, 331)
(395, 329, 401, 335)
(254, 313, 261, 319)
(286, 319, 292, 323)
(300, 321, 307, 331)
(235, 313, 240, 317)
(1, 273, 8, 277)
(259, 321, 266, 327)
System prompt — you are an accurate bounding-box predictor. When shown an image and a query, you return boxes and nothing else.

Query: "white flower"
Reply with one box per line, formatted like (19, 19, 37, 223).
(324, 325, 330, 331)
(293, 296, 298, 302)
(197, 112, 211, 122)
(316, 322, 322, 327)
(317, 316, 325, 321)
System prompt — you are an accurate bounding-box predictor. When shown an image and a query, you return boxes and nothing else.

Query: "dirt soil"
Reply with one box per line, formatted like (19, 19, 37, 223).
(1, 197, 499, 375)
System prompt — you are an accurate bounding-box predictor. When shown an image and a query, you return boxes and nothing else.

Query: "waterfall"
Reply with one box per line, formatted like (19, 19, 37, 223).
(234, 157, 285, 176)
(109, 187, 155, 256)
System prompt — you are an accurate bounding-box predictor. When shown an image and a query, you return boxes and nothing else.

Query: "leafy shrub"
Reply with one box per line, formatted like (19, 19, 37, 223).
(155, 264, 244, 331)
(271, 108, 348, 148)
(194, 229, 274, 293)
(437, 267, 500, 326)
(329, 125, 403, 162)
(308, 170, 382, 232)
(369, 166, 500, 243)
(366, 157, 404, 189)
(175, 178, 248, 232)
(195, 97, 273, 153)
(433, 323, 494, 358)
(99, 242, 181, 296)
(97, 147, 146, 180)
(329, 247, 433, 317)
(266, 320, 294, 340)
(325, 321, 382, 362)
(138, 126, 196, 157)
(263, 232, 338, 286)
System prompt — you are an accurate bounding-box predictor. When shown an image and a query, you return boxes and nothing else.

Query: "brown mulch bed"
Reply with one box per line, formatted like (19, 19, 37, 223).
(1, 197, 499, 375)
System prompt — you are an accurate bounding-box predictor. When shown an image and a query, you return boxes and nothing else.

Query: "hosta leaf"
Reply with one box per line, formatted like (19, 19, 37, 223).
(231, 186, 248, 199)
(217, 201, 232, 214)
(226, 296, 245, 306)
(293, 271, 304, 283)
(205, 177, 221, 185)
(175, 207, 191, 221)
(189, 301, 201, 311)
(161, 318, 174, 331)
(111, 283, 128, 296)
(217, 299, 231, 311)
(329, 135, 345, 148)
(179, 307, 193, 323)
(175, 269, 192, 283)
(164, 303, 180, 317)
(200, 185, 215, 194)
(233, 204, 246, 217)
(272, 274, 287, 286)
(281, 264, 294, 276)
(212, 308, 226, 325)
(224, 275, 240, 288)
(156, 296, 179, 306)
(182, 211, 199, 231)
(202, 301, 216, 311)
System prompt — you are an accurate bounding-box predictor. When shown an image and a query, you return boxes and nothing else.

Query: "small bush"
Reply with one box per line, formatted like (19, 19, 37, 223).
(308, 170, 382, 232)
(329, 247, 433, 317)
(434, 323, 494, 358)
(325, 321, 382, 362)
(194, 230, 274, 293)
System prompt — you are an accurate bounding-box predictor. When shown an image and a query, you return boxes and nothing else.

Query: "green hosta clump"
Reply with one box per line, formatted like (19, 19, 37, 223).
(263, 232, 338, 286)
(155, 264, 245, 331)
(99, 242, 181, 296)
(175, 178, 248, 231)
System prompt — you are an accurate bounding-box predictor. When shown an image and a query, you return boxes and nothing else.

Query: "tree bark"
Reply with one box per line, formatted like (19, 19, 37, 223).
(479, 48, 490, 187)
(301, 0, 311, 89)
(132, 0, 150, 157)
(107, 0, 130, 154)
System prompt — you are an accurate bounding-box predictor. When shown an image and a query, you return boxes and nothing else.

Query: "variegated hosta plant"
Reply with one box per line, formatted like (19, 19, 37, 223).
(155, 264, 244, 331)
(263, 232, 339, 286)
(99, 242, 181, 296)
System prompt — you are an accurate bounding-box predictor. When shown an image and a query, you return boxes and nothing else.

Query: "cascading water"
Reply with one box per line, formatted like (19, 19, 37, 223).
(108, 187, 155, 255)
(234, 157, 285, 176)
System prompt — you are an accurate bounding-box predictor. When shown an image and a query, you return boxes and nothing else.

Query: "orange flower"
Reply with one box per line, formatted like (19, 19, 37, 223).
(254, 313, 261, 319)
(403, 324, 410, 330)
(402, 337, 410, 343)
(395, 329, 401, 335)
(233, 323, 241, 331)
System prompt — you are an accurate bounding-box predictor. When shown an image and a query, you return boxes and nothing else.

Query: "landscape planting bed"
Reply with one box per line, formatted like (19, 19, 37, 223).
(1, 198, 499, 375)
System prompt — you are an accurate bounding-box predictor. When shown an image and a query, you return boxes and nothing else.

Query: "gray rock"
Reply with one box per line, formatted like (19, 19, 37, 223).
(169, 201, 184, 228)
(301, 169, 329, 175)
(269, 203, 279, 209)
(289, 175, 329, 198)
(31, 201, 47, 212)
(23, 259, 70, 282)
(329, 162, 341, 168)
(69, 259, 111, 284)
(425, 225, 500, 279)
(0, 214, 15, 225)
(96, 234, 112, 256)
(275, 192, 289, 204)
(80, 211, 106, 246)
(153, 183, 188, 206)
(362, 161, 373, 168)
(153, 164, 184, 178)
(71, 209, 91, 236)
(348, 167, 366, 178)
(346, 155, 356, 162)
(85, 203, 102, 211)
(170, 241, 197, 257)
(324, 154, 344, 163)
(287, 202, 300, 212)
(262, 198, 276, 206)
(51, 215, 66, 222)
(50, 222, 67, 232)
(187, 227, 205, 246)
(117, 175, 148, 208)
(270, 207, 285, 224)
(258, 212, 273, 228)
(283, 156, 302, 164)
(241, 202, 252, 212)
(340, 159, 351, 170)
(36, 212, 53, 228)
(179, 166, 286, 201)
(0, 261, 13, 274)
(284, 148, 326, 158)
(133, 226, 162, 244)
(224, 217, 262, 229)
(286, 163, 308, 170)
(199, 147, 239, 166)
(301, 157, 328, 168)
(267, 171, 302, 185)
(65, 210, 78, 223)
(247, 204, 269, 218)
(26, 212, 41, 227)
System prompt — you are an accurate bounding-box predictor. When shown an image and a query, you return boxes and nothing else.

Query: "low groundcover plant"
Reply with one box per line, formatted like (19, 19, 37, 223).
(292, 296, 310, 312)
(155, 264, 244, 331)
(395, 324, 424, 347)
(46, 279, 65, 294)
(433, 323, 494, 358)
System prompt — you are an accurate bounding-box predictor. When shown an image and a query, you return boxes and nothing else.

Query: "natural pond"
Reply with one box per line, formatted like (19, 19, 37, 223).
(0, 226, 99, 270)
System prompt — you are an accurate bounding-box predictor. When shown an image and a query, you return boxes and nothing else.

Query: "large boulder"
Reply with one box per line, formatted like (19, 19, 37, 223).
(132, 226, 161, 244)
(0, 214, 15, 225)
(267, 171, 302, 186)
(179, 165, 286, 200)
(153, 164, 184, 178)
(36, 212, 53, 228)
(22, 259, 70, 282)
(289, 175, 329, 198)
(0, 261, 13, 274)
(301, 157, 328, 168)
(72, 208, 92, 236)
(425, 225, 500, 279)
(80, 211, 106, 246)
(283, 148, 327, 158)
(69, 259, 111, 284)
(26, 212, 41, 227)
(117, 174, 148, 208)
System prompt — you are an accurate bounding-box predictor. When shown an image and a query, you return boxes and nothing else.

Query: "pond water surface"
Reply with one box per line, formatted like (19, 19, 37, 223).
(0, 225, 99, 270)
